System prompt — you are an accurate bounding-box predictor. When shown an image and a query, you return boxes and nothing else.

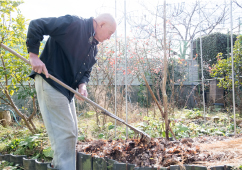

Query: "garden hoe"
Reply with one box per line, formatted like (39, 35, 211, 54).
(0, 43, 151, 144)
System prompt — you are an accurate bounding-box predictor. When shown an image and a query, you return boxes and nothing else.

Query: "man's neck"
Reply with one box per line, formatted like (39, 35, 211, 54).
(93, 19, 97, 33)
(93, 19, 99, 42)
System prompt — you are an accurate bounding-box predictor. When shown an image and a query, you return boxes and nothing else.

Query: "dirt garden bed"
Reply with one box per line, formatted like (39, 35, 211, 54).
(76, 134, 242, 168)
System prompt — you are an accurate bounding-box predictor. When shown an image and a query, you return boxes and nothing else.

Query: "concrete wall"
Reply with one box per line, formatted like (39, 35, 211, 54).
(209, 79, 224, 104)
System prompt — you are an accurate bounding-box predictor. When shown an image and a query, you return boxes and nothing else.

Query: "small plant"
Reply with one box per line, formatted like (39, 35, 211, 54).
(136, 116, 166, 138)
(96, 122, 116, 139)
(7, 138, 22, 152)
(4, 133, 52, 161)
(42, 146, 54, 159)
(78, 135, 86, 141)
(0, 160, 22, 170)
(173, 123, 190, 138)
(185, 109, 202, 119)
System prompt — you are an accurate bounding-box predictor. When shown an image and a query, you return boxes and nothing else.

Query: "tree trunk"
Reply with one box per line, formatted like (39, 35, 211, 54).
(4, 89, 36, 133)
(28, 96, 37, 132)
(141, 74, 176, 140)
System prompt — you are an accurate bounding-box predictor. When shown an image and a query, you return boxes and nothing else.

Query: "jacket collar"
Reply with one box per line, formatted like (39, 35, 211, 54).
(88, 17, 99, 46)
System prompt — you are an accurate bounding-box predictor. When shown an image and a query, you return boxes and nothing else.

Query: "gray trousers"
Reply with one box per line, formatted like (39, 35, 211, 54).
(35, 75, 78, 170)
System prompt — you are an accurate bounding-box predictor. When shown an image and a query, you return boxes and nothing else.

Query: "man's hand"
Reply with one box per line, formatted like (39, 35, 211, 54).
(29, 52, 49, 78)
(76, 83, 88, 101)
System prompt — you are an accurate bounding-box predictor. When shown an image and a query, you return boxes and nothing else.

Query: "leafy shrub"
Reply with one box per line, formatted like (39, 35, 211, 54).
(5, 133, 52, 161)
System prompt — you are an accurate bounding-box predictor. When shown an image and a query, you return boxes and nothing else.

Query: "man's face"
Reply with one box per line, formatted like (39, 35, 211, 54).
(95, 23, 116, 42)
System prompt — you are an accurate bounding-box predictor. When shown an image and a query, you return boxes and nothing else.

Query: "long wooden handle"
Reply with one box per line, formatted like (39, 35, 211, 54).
(0, 43, 151, 143)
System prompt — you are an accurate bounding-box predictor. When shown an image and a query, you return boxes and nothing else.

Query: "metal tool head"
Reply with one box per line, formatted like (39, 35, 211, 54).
(140, 133, 151, 144)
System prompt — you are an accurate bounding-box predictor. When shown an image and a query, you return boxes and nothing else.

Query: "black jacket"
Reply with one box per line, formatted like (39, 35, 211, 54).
(26, 15, 98, 102)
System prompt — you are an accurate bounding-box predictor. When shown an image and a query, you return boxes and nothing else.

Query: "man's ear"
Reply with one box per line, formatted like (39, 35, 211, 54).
(100, 22, 105, 28)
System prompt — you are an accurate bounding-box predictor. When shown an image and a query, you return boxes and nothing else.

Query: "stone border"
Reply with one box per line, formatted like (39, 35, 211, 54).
(0, 152, 234, 170)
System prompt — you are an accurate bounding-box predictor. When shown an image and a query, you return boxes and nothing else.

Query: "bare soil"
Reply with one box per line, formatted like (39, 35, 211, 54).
(193, 135, 242, 167)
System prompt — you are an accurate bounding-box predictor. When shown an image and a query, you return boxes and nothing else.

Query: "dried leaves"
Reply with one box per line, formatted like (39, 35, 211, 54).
(76, 135, 242, 167)
(76, 137, 202, 167)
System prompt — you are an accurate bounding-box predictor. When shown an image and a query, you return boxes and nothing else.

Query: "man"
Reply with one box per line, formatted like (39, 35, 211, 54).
(26, 13, 116, 170)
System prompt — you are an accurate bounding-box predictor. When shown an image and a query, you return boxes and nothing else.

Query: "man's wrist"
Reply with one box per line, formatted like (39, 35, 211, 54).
(79, 83, 87, 88)
(29, 52, 39, 59)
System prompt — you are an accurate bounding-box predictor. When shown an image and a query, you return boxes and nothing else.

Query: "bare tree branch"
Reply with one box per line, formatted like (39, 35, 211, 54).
(234, 0, 242, 8)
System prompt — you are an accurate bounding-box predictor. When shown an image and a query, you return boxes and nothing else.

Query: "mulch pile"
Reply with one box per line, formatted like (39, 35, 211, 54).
(76, 134, 242, 168)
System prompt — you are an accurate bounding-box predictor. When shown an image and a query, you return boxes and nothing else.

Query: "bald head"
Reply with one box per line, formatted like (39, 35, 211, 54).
(93, 13, 116, 42)
(95, 13, 116, 26)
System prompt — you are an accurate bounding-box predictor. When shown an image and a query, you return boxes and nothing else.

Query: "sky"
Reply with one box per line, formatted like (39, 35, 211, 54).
(18, 0, 238, 27)
(17, 0, 240, 39)
(18, 0, 117, 20)
(18, 0, 121, 40)
(18, 0, 200, 21)
(17, 0, 163, 38)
